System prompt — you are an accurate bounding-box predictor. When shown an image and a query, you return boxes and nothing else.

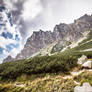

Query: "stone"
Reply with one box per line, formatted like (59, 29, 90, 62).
(74, 83, 92, 92)
(78, 55, 88, 65)
(82, 60, 92, 69)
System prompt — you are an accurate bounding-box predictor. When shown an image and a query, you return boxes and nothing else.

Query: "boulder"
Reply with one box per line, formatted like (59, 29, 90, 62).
(78, 55, 87, 65)
(74, 82, 92, 92)
(82, 60, 92, 69)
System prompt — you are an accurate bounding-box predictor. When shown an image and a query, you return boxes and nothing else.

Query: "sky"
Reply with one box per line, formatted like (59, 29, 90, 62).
(0, 0, 92, 62)
(0, 5, 22, 62)
(3, 0, 92, 37)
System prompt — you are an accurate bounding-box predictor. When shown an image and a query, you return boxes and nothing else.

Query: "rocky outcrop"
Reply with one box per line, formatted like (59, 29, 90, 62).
(3, 56, 14, 62)
(82, 60, 92, 69)
(78, 55, 88, 65)
(77, 55, 92, 69)
(4, 14, 92, 62)
(16, 30, 55, 60)
(74, 82, 92, 92)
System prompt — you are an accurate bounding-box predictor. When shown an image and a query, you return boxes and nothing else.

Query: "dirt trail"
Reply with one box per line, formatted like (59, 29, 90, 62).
(63, 75, 72, 79)
(71, 70, 85, 76)
(62, 69, 92, 85)
(62, 70, 85, 80)
(14, 84, 25, 87)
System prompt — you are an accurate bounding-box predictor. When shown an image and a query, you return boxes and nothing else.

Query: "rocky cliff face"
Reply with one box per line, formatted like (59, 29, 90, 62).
(3, 56, 14, 63)
(16, 30, 55, 59)
(3, 14, 92, 62)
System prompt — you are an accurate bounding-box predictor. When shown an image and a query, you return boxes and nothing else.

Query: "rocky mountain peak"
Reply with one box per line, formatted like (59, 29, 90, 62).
(3, 14, 92, 62)
(75, 14, 92, 24)
(3, 55, 14, 62)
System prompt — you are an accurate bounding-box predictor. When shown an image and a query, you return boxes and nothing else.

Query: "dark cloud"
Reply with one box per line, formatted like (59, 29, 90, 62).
(0, 0, 3, 4)
(9, 0, 26, 39)
(2, 0, 92, 43)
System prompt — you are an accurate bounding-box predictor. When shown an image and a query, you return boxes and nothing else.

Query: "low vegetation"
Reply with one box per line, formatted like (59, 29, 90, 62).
(0, 45, 92, 81)
(74, 71, 92, 86)
(0, 74, 76, 92)
(0, 30, 92, 91)
(0, 53, 77, 80)
(79, 31, 92, 45)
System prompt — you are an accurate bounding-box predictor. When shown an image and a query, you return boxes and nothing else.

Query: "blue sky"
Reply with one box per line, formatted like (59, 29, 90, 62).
(0, 47, 3, 54)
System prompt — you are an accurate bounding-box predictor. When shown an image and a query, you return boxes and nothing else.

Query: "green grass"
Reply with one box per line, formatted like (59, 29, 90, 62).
(74, 71, 92, 86)
(0, 53, 78, 80)
(25, 77, 75, 92)
(0, 83, 24, 92)
(72, 41, 92, 51)
(0, 47, 92, 81)
(79, 30, 92, 45)
(0, 30, 92, 91)
(0, 74, 76, 92)
(72, 30, 92, 51)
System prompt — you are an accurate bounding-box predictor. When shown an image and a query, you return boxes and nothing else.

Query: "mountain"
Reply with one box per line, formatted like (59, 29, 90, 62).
(1, 18, 92, 92)
(3, 14, 92, 62)
(0, 30, 92, 91)
(3, 55, 14, 63)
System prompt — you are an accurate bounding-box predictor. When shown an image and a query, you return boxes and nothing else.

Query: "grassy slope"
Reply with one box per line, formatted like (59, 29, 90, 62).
(72, 30, 92, 51)
(74, 71, 92, 86)
(0, 69, 92, 92)
(0, 53, 78, 79)
(0, 74, 76, 92)
(0, 31, 92, 91)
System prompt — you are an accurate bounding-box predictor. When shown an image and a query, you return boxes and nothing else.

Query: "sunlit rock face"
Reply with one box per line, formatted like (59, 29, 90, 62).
(15, 14, 92, 60)
(4, 14, 92, 62)
(0, 5, 22, 62)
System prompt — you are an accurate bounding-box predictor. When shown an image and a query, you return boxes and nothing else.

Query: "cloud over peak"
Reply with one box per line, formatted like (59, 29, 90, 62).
(22, 0, 43, 21)
(0, 0, 92, 62)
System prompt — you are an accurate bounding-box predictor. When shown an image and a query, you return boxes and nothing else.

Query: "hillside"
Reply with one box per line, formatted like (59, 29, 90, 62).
(0, 30, 92, 91)
(1, 14, 92, 92)
(13, 14, 92, 61)
(1, 30, 92, 79)
(0, 0, 92, 92)
(0, 62, 92, 92)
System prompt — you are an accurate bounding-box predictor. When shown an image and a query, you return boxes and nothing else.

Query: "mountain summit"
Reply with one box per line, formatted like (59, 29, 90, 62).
(3, 14, 92, 62)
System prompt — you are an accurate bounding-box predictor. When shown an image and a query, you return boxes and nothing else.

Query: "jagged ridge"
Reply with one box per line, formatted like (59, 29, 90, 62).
(4, 14, 92, 62)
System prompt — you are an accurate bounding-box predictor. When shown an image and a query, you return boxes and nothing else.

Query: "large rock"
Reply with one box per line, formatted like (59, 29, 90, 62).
(74, 83, 92, 92)
(3, 56, 14, 63)
(82, 60, 92, 69)
(78, 55, 88, 65)
(77, 55, 92, 69)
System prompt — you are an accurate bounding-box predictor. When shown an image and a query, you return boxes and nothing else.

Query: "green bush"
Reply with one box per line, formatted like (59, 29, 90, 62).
(0, 30, 92, 80)
(0, 53, 78, 80)
(74, 71, 92, 86)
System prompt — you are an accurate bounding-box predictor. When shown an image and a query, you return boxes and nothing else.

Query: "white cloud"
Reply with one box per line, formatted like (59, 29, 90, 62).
(0, 36, 17, 48)
(9, 45, 23, 58)
(0, 8, 22, 48)
(0, 50, 9, 63)
(22, 0, 43, 20)
(0, 5, 22, 63)
(4, 0, 18, 11)
(3, 0, 92, 31)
